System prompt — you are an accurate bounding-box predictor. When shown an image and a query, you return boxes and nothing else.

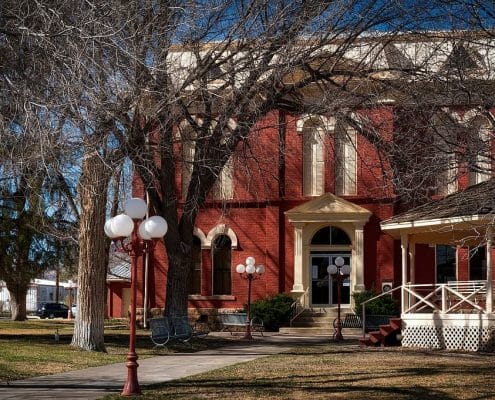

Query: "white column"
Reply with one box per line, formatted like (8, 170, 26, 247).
(409, 242, 415, 309)
(409, 242, 416, 284)
(291, 223, 305, 293)
(487, 226, 493, 313)
(353, 225, 365, 292)
(401, 233, 409, 313)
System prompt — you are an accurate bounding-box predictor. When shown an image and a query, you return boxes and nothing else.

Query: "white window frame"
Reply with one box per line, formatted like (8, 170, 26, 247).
(335, 124, 357, 196)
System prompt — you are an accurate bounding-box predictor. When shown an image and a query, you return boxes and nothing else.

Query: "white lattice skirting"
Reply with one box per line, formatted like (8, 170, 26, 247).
(401, 314, 495, 352)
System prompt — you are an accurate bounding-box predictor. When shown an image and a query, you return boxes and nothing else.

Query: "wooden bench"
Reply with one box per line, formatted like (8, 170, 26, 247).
(149, 316, 209, 348)
(218, 313, 264, 336)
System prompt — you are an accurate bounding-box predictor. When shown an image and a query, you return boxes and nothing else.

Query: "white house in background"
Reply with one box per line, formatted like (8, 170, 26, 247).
(0, 279, 77, 313)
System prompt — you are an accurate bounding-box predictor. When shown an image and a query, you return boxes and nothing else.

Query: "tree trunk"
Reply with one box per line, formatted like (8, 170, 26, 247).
(164, 250, 191, 317)
(7, 282, 28, 321)
(71, 149, 110, 351)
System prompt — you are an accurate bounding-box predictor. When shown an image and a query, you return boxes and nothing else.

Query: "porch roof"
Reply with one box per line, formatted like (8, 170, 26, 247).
(381, 178, 495, 244)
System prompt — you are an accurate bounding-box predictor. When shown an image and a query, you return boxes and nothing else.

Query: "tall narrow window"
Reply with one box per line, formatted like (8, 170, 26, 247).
(432, 113, 458, 195)
(469, 246, 486, 280)
(436, 154, 458, 195)
(436, 245, 456, 283)
(188, 236, 202, 295)
(335, 124, 357, 196)
(181, 129, 196, 199)
(212, 158, 234, 200)
(303, 123, 324, 196)
(468, 117, 491, 186)
(212, 235, 232, 295)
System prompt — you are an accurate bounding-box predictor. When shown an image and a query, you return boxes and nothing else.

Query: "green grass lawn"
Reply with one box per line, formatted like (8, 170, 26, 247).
(0, 319, 226, 383)
(104, 342, 495, 400)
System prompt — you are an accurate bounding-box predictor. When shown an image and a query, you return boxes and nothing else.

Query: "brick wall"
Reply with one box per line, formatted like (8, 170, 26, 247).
(122, 106, 487, 313)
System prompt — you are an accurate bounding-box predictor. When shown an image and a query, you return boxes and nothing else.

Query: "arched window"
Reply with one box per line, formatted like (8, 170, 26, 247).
(188, 236, 202, 295)
(303, 121, 324, 196)
(334, 123, 356, 196)
(212, 235, 232, 295)
(311, 226, 351, 245)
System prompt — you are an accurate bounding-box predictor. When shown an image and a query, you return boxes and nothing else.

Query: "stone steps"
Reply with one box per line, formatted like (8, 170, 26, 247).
(283, 308, 358, 336)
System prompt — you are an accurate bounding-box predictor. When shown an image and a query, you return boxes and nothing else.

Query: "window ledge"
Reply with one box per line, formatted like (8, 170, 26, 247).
(188, 295, 236, 301)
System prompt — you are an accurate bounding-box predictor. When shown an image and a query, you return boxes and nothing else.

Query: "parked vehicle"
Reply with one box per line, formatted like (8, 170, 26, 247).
(71, 304, 77, 318)
(36, 302, 69, 319)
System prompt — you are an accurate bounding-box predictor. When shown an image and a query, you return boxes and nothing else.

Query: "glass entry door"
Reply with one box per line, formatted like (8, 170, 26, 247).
(310, 253, 351, 306)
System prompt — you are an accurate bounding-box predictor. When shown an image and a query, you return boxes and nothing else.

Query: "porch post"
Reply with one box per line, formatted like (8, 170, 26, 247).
(487, 226, 493, 313)
(409, 242, 415, 284)
(409, 241, 416, 308)
(291, 223, 305, 294)
(401, 233, 409, 313)
(353, 225, 365, 292)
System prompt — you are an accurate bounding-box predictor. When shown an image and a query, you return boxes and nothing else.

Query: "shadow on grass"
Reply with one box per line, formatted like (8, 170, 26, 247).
(137, 362, 495, 400)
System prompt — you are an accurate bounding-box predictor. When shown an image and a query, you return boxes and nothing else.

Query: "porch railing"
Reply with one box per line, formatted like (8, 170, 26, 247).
(289, 287, 309, 327)
(402, 280, 493, 314)
(361, 285, 402, 338)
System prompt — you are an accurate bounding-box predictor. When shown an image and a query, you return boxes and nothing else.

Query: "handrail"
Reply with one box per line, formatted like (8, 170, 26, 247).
(289, 287, 309, 327)
(361, 286, 402, 338)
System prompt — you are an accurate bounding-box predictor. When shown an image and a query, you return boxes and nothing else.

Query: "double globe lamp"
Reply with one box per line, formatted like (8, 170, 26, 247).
(105, 198, 168, 396)
(236, 257, 265, 340)
(327, 256, 351, 341)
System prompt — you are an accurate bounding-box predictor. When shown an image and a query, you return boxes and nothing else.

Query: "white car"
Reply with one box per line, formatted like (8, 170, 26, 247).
(71, 304, 77, 318)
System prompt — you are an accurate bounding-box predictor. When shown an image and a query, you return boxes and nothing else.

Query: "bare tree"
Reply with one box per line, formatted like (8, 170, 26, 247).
(99, 0, 451, 317)
(3, 0, 494, 345)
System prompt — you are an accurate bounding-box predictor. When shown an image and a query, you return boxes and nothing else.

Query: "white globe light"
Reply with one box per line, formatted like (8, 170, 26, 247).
(110, 214, 134, 237)
(341, 264, 351, 275)
(143, 215, 168, 238)
(256, 265, 265, 275)
(138, 221, 152, 240)
(236, 264, 246, 274)
(327, 265, 338, 275)
(124, 198, 148, 219)
(246, 264, 255, 274)
(246, 256, 255, 266)
(335, 257, 345, 267)
(104, 218, 119, 238)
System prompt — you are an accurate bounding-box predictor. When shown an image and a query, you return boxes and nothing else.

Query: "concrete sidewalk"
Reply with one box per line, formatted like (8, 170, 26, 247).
(0, 334, 330, 400)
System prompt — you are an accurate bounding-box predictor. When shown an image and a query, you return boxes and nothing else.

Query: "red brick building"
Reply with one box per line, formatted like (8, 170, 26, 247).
(111, 106, 494, 314)
(108, 36, 495, 351)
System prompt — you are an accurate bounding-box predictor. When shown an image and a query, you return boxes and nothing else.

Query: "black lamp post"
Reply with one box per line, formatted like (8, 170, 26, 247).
(327, 256, 351, 341)
(235, 257, 265, 340)
(105, 198, 168, 396)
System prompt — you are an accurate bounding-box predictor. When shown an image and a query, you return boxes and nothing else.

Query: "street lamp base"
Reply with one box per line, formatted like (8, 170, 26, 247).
(334, 332, 344, 341)
(243, 332, 254, 340)
(121, 352, 141, 396)
(243, 323, 254, 340)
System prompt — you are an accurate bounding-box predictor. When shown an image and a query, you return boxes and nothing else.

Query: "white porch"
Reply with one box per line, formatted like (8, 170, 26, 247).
(381, 183, 495, 351)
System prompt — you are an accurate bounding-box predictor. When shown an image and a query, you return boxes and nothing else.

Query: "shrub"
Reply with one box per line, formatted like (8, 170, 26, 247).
(248, 293, 294, 331)
(353, 289, 400, 316)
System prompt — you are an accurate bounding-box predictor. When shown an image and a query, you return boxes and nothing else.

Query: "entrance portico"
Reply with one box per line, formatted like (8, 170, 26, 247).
(286, 193, 371, 308)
